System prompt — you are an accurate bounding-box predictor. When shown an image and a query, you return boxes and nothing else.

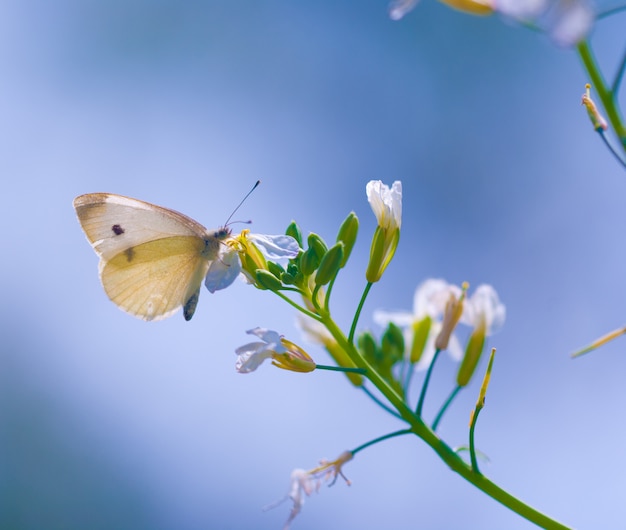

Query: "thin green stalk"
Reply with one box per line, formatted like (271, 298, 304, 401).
(324, 274, 338, 314)
(403, 361, 415, 395)
(351, 429, 413, 455)
(361, 385, 403, 420)
(599, 130, 626, 169)
(315, 364, 366, 374)
(432, 384, 462, 432)
(348, 282, 373, 344)
(612, 45, 626, 94)
(415, 348, 442, 417)
(577, 40, 626, 150)
(469, 405, 482, 474)
(321, 316, 572, 529)
(272, 290, 321, 321)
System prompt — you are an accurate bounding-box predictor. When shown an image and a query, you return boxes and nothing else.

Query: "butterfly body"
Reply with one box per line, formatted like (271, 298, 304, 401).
(73, 193, 231, 321)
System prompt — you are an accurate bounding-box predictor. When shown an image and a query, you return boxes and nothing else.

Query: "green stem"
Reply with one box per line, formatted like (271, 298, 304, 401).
(577, 40, 626, 150)
(324, 275, 338, 314)
(351, 429, 413, 455)
(320, 316, 572, 529)
(361, 385, 403, 420)
(348, 282, 373, 344)
(469, 405, 482, 474)
(272, 290, 321, 321)
(599, 130, 626, 169)
(416, 348, 442, 417)
(315, 364, 366, 374)
(612, 45, 626, 94)
(432, 384, 462, 432)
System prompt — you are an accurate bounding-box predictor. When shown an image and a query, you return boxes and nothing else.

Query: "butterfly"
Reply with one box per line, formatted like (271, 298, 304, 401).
(73, 193, 235, 321)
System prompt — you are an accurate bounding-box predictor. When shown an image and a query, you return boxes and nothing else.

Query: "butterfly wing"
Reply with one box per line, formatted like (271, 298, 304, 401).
(74, 193, 223, 321)
(100, 235, 211, 321)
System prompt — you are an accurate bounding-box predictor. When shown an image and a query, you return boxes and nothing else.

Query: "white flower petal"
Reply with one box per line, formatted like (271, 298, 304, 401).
(373, 309, 414, 328)
(234, 341, 266, 356)
(205, 248, 241, 293)
(235, 348, 274, 373)
(461, 284, 506, 334)
(249, 233, 301, 260)
(413, 278, 460, 318)
(366, 180, 403, 230)
(548, 0, 593, 46)
(246, 327, 284, 350)
(389, 0, 420, 20)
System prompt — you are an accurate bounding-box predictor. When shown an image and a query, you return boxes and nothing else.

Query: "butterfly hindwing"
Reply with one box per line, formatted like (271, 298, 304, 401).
(99, 236, 210, 321)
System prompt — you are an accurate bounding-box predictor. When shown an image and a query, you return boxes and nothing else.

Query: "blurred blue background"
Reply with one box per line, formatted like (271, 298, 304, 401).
(1, 0, 626, 528)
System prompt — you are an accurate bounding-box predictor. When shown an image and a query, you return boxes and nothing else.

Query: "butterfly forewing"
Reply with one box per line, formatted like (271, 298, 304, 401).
(74, 193, 211, 260)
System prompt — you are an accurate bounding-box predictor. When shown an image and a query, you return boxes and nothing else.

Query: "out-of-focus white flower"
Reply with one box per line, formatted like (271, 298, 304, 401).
(457, 284, 505, 387)
(366, 180, 402, 282)
(267, 451, 353, 530)
(235, 328, 315, 373)
(389, 0, 420, 20)
(461, 284, 506, 335)
(390, 0, 594, 46)
(374, 279, 464, 369)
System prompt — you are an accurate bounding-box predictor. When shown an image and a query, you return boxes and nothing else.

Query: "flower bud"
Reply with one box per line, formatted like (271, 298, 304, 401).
(315, 243, 344, 286)
(308, 233, 328, 260)
(358, 331, 379, 364)
(381, 322, 405, 363)
(286, 221, 304, 247)
(255, 269, 283, 291)
(457, 315, 487, 387)
(300, 247, 320, 276)
(410, 315, 432, 364)
(336, 212, 359, 267)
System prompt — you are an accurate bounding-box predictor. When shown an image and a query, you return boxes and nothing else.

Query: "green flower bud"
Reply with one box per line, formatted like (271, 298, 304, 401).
(410, 316, 432, 364)
(300, 247, 320, 276)
(315, 242, 344, 286)
(336, 212, 359, 268)
(382, 322, 405, 364)
(267, 261, 285, 279)
(307, 233, 328, 260)
(255, 269, 283, 291)
(358, 331, 379, 364)
(286, 221, 303, 247)
(456, 320, 487, 387)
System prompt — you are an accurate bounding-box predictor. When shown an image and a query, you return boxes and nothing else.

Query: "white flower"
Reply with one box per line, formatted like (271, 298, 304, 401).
(267, 451, 353, 530)
(389, 0, 420, 20)
(234, 328, 315, 374)
(204, 231, 300, 293)
(366, 180, 402, 282)
(366, 180, 402, 231)
(390, 0, 593, 46)
(374, 278, 464, 369)
(461, 284, 506, 335)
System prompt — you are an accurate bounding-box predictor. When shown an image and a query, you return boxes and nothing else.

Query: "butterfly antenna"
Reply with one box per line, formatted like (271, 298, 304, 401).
(224, 180, 260, 226)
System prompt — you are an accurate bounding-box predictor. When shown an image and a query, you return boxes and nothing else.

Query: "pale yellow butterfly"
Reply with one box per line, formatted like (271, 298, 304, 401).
(73, 186, 256, 321)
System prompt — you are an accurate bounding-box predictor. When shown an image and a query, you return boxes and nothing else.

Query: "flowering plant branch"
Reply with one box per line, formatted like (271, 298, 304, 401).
(230, 179, 573, 529)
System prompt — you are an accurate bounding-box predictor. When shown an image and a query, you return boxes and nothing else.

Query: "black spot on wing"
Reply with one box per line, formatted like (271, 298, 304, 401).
(112, 224, 125, 235)
(125, 247, 135, 262)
